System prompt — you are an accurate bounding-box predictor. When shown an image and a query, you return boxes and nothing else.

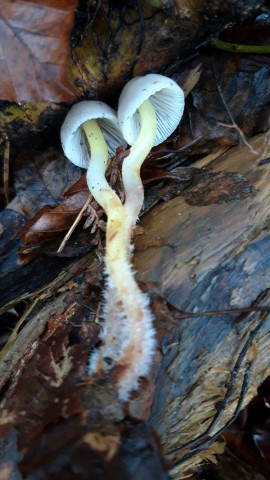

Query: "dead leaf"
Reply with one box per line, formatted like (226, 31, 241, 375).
(17, 177, 94, 251)
(0, 0, 77, 102)
(141, 165, 176, 185)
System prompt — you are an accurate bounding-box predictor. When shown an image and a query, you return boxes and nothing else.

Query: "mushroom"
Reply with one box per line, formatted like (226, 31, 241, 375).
(118, 73, 185, 245)
(61, 100, 156, 401)
(60, 100, 126, 212)
(106, 74, 185, 397)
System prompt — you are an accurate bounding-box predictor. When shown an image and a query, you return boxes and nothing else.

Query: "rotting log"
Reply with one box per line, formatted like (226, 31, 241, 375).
(133, 132, 270, 476)
(0, 133, 270, 477)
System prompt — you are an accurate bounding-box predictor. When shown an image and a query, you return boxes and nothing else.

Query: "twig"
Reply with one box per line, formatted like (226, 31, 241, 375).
(57, 195, 92, 253)
(211, 38, 270, 54)
(211, 59, 259, 156)
(218, 122, 258, 155)
(172, 305, 270, 320)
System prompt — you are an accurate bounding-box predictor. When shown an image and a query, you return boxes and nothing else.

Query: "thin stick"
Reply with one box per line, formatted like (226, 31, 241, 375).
(211, 38, 270, 54)
(211, 59, 258, 156)
(218, 122, 258, 155)
(173, 305, 270, 320)
(57, 194, 92, 253)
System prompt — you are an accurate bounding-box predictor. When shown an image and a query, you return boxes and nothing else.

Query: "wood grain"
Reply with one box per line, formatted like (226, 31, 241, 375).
(133, 133, 270, 475)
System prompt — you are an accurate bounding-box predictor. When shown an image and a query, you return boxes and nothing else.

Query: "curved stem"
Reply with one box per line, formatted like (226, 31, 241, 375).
(211, 38, 270, 54)
(82, 119, 156, 400)
(83, 119, 121, 213)
(122, 99, 157, 247)
(83, 119, 129, 261)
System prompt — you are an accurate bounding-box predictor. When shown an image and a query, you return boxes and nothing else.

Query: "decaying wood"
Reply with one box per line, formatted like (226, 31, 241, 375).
(1, 133, 270, 477)
(134, 132, 270, 476)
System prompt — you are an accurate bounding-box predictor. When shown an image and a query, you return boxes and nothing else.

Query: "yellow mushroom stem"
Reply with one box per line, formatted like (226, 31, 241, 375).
(82, 119, 122, 213)
(122, 99, 157, 247)
(82, 119, 155, 400)
(83, 118, 129, 262)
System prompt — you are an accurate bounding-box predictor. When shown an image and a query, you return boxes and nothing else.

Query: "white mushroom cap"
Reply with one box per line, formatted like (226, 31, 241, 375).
(118, 74, 185, 147)
(60, 101, 126, 168)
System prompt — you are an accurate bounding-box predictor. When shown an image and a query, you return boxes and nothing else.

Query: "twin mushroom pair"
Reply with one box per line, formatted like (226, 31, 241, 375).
(61, 74, 185, 401)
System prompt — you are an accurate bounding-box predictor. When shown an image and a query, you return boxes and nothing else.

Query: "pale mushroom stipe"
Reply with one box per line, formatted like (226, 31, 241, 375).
(60, 75, 185, 401)
(60, 99, 154, 400)
(118, 73, 185, 249)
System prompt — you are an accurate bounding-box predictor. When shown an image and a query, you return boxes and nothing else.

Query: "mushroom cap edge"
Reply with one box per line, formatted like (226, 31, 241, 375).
(118, 73, 185, 147)
(61, 100, 126, 169)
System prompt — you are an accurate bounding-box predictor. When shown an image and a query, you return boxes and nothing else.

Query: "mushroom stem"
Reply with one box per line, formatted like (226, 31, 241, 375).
(83, 118, 130, 281)
(83, 119, 128, 258)
(102, 225, 156, 400)
(82, 119, 155, 400)
(82, 119, 121, 213)
(122, 99, 157, 245)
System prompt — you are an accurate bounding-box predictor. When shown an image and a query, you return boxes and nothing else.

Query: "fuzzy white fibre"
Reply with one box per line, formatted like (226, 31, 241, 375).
(87, 266, 156, 401)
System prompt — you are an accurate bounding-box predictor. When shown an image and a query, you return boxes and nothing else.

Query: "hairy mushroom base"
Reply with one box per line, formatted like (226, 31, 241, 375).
(61, 103, 156, 401)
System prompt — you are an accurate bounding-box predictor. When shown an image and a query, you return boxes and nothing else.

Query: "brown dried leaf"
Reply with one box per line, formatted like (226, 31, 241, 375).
(18, 190, 90, 245)
(0, 0, 77, 102)
(16, 152, 126, 261)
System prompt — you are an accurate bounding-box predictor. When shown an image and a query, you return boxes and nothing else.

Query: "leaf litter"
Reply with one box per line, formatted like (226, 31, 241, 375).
(0, 5, 270, 479)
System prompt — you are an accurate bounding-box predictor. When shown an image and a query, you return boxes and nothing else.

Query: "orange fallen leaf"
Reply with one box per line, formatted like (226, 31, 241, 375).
(0, 0, 77, 102)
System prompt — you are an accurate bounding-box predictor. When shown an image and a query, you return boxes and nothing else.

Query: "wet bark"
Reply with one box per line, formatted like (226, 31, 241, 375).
(1, 134, 270, 478)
